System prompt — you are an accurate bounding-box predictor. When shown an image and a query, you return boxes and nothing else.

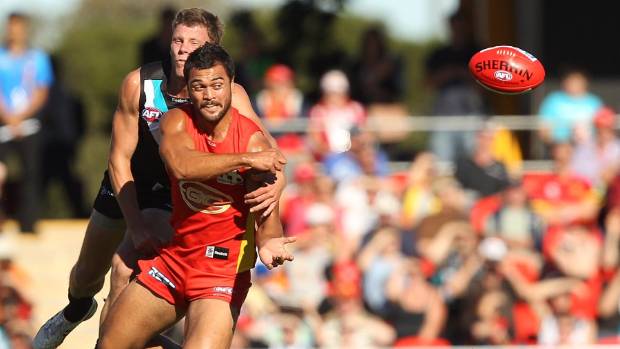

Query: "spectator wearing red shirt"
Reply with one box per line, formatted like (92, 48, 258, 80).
(308, 70, 366, 159)
(255, 64, 304, 124)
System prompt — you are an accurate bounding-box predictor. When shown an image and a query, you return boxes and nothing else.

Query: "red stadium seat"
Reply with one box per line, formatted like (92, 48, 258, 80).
(598, 336, 620, 344)
(393, 336, 450, 347)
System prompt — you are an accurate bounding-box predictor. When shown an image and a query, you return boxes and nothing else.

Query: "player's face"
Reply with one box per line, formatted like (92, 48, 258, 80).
(188, 64, 233, 123)
(170, 24, 211, 77)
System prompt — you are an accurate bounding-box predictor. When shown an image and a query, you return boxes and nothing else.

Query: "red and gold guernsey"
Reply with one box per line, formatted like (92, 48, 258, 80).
(163, 105, 262, 276)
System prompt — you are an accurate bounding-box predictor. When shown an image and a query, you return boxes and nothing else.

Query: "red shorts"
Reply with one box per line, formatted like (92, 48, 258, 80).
(136, 253, 252, 309)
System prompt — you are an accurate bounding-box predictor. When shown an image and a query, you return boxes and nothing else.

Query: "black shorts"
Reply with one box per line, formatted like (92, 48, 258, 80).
(92, 171, 172, 219)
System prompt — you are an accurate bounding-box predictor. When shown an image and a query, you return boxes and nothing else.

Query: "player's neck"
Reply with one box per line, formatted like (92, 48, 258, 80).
(165, 74, 189, 99)
(198, 110, 233, 143)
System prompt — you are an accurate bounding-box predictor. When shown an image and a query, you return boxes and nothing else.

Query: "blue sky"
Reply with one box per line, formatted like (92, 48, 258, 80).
(0, 0, 459, 45)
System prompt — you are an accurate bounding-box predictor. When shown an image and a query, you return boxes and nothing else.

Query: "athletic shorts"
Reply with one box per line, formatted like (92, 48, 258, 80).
(92, 171, 172, 219)
(136, 253, 252, 309)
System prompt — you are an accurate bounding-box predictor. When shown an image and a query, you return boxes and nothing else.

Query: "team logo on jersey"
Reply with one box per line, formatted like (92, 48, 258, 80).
(142, 107, 163, 122)
(179, 181, 232, 214)
(217, 171, 244, 186)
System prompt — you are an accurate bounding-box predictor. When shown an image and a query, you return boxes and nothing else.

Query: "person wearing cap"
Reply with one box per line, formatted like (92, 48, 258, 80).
(570, 106, 620, 186)
(255, 64, 304, 123)
(308, 70, 366, 159)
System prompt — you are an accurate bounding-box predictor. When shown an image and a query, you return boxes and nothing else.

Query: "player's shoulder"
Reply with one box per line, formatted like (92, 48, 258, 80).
(122, 67, 142, 88)
(234, 107, 261, 130)
(232, 82, 248, 97)
(163, 105, 192, 123)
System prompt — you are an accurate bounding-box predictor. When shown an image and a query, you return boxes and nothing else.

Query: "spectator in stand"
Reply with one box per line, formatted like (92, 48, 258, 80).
(349, 26, 404, 107)
(139, 6, 176, 64)
(401, 152, 441, 230)
(323, 127, 389, 183)
(524, 142, 600, 227)
(455, 128, 511, 199)
(0, 12, 53, 233)
(40, 55, 89, 218)
(230, 10, 274, 97)
(483, 182, 544, 251)
(0, 236, 33, 347)
(348, 26, 409, 153)
(538, 67, 603, 147)
(255, 64, 304, 125)
(282, 202, 334, 309)
(470, 289, 513, 345)
(413, 177, 471, 265)
(425, 11, 485, 162)
(570, 106, 620, 188)
(280, 162, 320, 237)
(260, 311, 316, 349)
(308, 70, 366, 159)
(537, 292, 597, 345)
(335, 175, 399, 247)
(357, 227, 404, 315)
(384, 257, 447, 342)
(318, 285, 395, 348)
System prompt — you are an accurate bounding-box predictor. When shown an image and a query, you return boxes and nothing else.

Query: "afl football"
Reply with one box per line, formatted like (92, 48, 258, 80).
(469, 45, 545, 94)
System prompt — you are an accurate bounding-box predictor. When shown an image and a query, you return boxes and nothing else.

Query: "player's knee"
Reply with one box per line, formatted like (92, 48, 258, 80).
(110, 254, 133, 289)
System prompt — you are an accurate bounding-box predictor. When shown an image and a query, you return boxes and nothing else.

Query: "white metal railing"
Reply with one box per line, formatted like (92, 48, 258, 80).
(264, 114, 558, 172)
(263, 114, 544, 133)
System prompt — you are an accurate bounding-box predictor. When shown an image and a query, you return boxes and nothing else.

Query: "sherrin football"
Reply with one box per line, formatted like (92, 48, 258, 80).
(468, 45, 545, 94)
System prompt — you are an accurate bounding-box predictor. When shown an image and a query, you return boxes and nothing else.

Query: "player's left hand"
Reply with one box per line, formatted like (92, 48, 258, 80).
(258, 236, 296, 270)
(245, 171, 286, 217)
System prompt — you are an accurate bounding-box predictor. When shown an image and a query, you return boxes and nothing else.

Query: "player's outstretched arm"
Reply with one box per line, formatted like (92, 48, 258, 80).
(244, 131, 295, 270)
(159, 108, 286, 181)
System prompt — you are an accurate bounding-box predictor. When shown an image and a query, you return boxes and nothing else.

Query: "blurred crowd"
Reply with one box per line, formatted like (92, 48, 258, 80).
(232, 61, 620, 345)
(2, 3, 620, 348)
(0, 237, 34, 349)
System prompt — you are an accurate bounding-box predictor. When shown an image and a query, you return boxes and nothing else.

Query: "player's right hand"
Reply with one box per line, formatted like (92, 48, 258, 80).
(247, 149, 286, 173)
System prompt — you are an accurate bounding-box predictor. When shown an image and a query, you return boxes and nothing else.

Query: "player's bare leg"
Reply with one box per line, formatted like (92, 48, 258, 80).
(99, 208, 173, 323)
(69, 211, 126, 298)
(98, 280, 183, 349)
(183, 299, 241, 349)
(34, 210, 125, 349)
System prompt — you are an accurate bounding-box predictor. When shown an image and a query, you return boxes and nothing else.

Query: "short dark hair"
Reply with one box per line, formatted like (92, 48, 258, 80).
(559, 65, 588, 82)
(184, 43, 235, 81)
(172, 8, 223, 45)
(8, 12, 29, 23)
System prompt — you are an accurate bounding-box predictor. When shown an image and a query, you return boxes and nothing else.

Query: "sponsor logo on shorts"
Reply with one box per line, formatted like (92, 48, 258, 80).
(206, 246, 229, 260)
(217, 171, 244, 186)
(494, 70, 513, 81)
(148, 266, 176, 289)
(179, 181, 233, 214)
(212, 286, 233, 295)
